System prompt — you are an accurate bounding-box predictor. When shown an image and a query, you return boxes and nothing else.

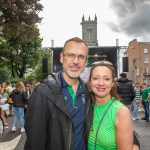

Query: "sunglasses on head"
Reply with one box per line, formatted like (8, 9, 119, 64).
(91, 60, 113, 67)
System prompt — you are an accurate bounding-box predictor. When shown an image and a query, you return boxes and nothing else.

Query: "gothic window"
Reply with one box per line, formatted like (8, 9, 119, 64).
(87, 28, 92, 41)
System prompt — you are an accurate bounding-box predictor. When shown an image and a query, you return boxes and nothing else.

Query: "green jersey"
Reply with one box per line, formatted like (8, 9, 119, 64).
(141, 88, 150, 102)
(88, 98, 124, 150)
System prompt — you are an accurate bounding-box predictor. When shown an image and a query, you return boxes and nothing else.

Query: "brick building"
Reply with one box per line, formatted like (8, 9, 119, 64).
(126, 39, 150, 85)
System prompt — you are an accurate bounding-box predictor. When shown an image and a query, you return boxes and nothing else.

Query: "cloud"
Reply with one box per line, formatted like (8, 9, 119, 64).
(108, 0, 150, 41)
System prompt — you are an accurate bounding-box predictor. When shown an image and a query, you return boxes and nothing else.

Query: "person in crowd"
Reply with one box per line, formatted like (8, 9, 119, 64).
(140, 83, 150, 122)
(0, 88, 9, 128)
(9, 81, 27, 132)
(6, 81, 13, 116)
(87, 60, 133, 150)
(117, 72, 135, 112)
(11, 83, 16, 90)
(6, 81, 13, 94)
(24, 37, 140, 150)
(29, 84, 34, 94)
(24, 83, 32, 115)
(1, 82, 9, 94)
(132, 83, 141, 120)
(25, 84, 31, 99)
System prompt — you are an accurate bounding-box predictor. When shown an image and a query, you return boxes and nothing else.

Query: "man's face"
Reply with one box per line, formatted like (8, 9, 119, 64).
(142, 84, 147, 89)
(60, 41, 88, 79)
(135, 83, 140, 88)
(25, 84, 30, 90)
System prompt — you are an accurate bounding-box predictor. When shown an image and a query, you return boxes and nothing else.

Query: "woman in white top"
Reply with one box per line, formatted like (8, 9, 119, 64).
(0, 88, 9, 128)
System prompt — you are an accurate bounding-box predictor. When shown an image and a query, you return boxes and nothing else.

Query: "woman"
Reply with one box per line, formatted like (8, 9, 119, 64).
(0, 88, 9, 128)
(9, 81, 27, 133)
(88, 60, 133, 150)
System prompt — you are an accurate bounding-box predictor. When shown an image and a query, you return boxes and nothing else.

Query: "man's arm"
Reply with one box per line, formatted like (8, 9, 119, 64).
(24, 86, 49, 150)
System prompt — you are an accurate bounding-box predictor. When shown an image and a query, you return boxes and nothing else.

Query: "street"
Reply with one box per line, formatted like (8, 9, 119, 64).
(0, 111, 150, 150)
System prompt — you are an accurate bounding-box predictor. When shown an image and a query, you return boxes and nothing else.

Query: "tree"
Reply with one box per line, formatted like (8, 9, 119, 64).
(0, 0, 43, 78)
(0, 66, 11, 83)
(9, 35, 42, 78)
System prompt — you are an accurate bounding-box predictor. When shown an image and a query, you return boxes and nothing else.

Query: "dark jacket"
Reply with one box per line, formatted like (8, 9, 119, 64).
(9, 89, 27, 108)
(24, 71, 91, 150)
(117, 78, 135, 105)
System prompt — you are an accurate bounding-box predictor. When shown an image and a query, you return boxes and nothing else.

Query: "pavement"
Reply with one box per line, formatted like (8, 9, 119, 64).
(0, 110, 150, 150)
(133, 111, 150, 150)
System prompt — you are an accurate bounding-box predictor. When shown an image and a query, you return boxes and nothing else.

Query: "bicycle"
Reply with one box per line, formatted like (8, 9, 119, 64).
(0, 107, 4, 139)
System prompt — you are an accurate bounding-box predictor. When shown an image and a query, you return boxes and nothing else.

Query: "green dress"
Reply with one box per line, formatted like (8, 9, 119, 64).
(88, 97, 124, 150)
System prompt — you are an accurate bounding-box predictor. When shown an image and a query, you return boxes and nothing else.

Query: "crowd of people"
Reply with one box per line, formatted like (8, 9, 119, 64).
(0, 81, 34, 132)
(1, 37, 149, 149)
(132, 82, 150, 122)
(116, 73, 150, 122)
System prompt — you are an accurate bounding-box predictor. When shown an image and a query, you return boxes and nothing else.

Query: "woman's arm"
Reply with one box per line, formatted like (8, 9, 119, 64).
(115, 106, 133, 150)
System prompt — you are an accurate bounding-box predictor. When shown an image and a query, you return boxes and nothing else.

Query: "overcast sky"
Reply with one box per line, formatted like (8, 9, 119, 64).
(39, 0, 150, 48)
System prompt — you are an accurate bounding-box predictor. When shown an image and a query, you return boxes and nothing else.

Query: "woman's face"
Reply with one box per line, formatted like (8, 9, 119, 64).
(0, 88, 5, 94)
(89, 66, 114, 100)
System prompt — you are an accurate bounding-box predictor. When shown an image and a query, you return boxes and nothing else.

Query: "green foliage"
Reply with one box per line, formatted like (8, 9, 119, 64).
(0, 0, 43, 78)
(25, 65, 48, 83)
(0, 66, 11, 83)
(25, 48, 52, 82)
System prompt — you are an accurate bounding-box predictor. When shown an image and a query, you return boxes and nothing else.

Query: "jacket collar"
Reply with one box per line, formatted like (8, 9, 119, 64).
(43, 71, 71, 119)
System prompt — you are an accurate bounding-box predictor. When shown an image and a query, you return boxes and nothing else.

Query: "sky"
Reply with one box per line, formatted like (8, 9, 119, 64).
(38, 0, 150, 48)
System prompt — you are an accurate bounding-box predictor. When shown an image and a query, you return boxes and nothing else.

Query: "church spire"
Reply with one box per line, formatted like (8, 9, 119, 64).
(82, 14, 85, 22)
(95, 14, 97, 21)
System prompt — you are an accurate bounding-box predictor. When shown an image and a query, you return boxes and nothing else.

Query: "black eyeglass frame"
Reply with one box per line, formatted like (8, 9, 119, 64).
(63, 53, 88, 62)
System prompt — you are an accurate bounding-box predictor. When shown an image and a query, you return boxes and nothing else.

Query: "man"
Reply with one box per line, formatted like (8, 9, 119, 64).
(132, 83, 141, 120)
(24, 37, 90, 150)
(24, 37, 139, 150)
(141, 83, 150, 122)
(117, 72, 135, 112)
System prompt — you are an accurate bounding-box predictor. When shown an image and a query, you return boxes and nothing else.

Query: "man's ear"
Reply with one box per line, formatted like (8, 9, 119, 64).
(86, 56, 89, 66)
(60, 52, 63, 63)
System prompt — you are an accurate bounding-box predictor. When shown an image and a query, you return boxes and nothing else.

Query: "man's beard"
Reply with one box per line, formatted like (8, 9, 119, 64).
(63, 66, 84, 79)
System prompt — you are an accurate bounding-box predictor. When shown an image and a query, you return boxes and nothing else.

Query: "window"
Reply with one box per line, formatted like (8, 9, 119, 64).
(143, 79, 147, 84)
(144, 68, 148, 74)
(87, 28, 92, 41)
(136, 68, 139, 76)
(144, 57, 148, 64)
(144, 48, 148, 53)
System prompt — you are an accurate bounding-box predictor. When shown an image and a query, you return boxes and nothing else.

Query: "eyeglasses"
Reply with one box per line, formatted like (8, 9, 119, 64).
(63, 53, 87, 62)
(91, 60, 113, 66)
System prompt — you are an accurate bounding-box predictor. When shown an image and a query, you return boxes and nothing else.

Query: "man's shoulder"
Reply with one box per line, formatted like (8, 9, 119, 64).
(34, 73, 61, 94)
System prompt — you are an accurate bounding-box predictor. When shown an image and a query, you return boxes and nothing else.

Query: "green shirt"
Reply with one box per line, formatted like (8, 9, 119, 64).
(88, 98, 124, 150)
(141, 88, 150, 101)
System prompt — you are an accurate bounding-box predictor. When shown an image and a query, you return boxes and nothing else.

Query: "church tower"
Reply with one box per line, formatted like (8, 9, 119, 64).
(80, 14, 98, 46)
